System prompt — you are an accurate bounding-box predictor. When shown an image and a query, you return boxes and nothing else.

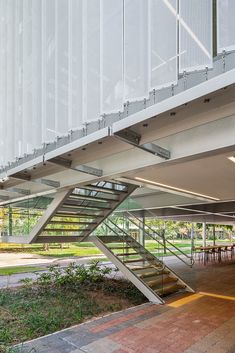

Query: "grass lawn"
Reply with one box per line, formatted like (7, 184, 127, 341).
(0, 279, 145, 351)
(0, 266, 44, 276)
(0, 242, 103, 258)
(36, 245, 102, 258)
(0, 239, 232, 260)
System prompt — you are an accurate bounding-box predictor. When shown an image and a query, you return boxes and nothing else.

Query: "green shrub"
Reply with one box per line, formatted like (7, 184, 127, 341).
(20, 260, 112, 289)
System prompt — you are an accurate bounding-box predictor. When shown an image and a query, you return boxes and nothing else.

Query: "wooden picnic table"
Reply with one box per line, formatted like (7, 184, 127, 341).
(194, 244, 235, 263)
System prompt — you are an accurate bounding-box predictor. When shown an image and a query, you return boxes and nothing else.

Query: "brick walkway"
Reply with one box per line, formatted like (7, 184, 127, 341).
(21, 259, 235, 353)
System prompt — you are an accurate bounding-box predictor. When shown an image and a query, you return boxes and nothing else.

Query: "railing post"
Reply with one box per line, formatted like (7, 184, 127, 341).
(202, 222, 207, 247)
(139, 211, 145, 247)
(162, 223, 167, 255)
(191, 223, 195, 255)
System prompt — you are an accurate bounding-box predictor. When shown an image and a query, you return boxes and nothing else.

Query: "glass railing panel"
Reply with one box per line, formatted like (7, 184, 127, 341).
(0, 195, 54, 237)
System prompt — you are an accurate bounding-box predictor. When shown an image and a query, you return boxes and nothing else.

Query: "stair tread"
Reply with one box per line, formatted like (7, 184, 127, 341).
(155, 282, 186, 296)
(69, 194, 118, 203)
(50, 221, 97, 225)
(123, 258, 145, 264)
(131, 265, 161, 271)
(44, 228, 90, 232)
(100, 236, 124, 243)
(108, 246, 132, 250)
(63, 203, 111, 210)
(116, 252, 139, 256)
(145, 276, 178, 288)
(137, 269, 170, 278)
(55, 213, 101, 218)
(81, 185, 128, 195)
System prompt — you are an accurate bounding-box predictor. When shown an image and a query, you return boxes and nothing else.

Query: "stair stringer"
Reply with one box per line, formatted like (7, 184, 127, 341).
(28, 189, 73, 243)
(90, 235, 164, 304)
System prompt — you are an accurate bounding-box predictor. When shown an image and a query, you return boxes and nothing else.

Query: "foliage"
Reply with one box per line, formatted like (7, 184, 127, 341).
(0, 261, 144, 351)
(26, 260, 113, 287)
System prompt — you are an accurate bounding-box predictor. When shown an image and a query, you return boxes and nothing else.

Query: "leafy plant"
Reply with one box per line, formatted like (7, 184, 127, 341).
(0, 262, 144, 347)
(31, 261, 112, 288)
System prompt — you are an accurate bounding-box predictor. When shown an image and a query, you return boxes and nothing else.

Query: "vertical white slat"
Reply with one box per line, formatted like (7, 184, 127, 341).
(2, 0, 13, 165)
(217, 0, 235, 53)
(100, 0, 123, 114)
(124, 0, 149, 102)
(70, 0, 83, 130)
(32, 0, 42, 150)
(45, 0, 56, 142)
(179, 0, 213, 73)
(0, 0, 6, 166)
(13, 0, 19, 161)
(22, 0, 33, 156)
(13, 0, 23, 162)
(68, 0, 72, 130)
(1, 0, 6, 165)
(56, 0, 69, 135)
(150, 0, 177, 90)
(41, 0, 46, 145)
(0, 0, 3, 166)
(6, 0, 15, 163)
(83, 0, 101, 123)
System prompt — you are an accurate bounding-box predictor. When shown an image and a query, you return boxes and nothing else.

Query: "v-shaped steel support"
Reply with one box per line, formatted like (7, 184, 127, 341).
(28, 189, 72, 243)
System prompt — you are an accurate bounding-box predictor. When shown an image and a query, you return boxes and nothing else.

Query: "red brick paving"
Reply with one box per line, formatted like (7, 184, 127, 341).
(21, 259, 235, 353)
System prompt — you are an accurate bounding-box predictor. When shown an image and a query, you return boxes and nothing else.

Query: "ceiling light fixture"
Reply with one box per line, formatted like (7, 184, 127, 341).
(135, 177, 220, 201)
(228, 156, 235, 163)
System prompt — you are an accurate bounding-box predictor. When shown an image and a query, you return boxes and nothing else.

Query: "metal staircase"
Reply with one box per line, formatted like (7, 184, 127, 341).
(0, 181, 137, 244)
(32, 181, 137, 244)
(91, 218, 194, 304)
(0, 179, 194, 304)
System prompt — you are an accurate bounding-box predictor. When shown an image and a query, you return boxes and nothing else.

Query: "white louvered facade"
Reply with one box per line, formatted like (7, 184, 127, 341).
(0, 0, 234, 167)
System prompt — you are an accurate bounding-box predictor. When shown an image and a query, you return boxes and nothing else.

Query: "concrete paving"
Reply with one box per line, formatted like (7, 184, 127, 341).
(19, 257, 235, 353)
(0, 251, 107, 288)
(0, 252, 105, 268)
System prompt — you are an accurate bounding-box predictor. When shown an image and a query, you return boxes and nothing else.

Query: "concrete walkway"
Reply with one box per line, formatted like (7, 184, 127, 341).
(0, 252, 105, 268)
(20, 258, 235, 353)
(0, 253, 107, 288)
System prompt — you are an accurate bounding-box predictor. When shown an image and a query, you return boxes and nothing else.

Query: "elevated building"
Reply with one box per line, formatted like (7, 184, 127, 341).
(0, 0, 235, 303)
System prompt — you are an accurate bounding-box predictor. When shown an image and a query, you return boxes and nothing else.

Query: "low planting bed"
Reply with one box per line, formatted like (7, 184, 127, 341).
(0, 261, 145, 353)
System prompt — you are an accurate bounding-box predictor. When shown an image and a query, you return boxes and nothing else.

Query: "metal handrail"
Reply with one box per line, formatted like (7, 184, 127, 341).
(103, 220, 128, 258)
(125, 211, 194, 267)
(105, 217, 165, 270)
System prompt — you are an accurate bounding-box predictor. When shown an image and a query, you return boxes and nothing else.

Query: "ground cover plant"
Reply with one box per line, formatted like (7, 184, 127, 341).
(0, 261, 145, 353)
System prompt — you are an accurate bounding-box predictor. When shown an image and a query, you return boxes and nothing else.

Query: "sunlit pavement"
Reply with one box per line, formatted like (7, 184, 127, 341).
(20, 258, 235, 353)
(0, 253, 107, 288)
(0, 252, 106, 268)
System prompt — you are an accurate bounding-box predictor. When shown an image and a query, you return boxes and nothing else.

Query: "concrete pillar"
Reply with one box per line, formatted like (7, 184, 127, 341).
(202, 222, 206, 247)
(139, 212, 145, 247)
(8, 206, 12, 236)
(212, 225, 216, 246)
(162, 222, 167, 254)
(191, 222, 195, 254)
